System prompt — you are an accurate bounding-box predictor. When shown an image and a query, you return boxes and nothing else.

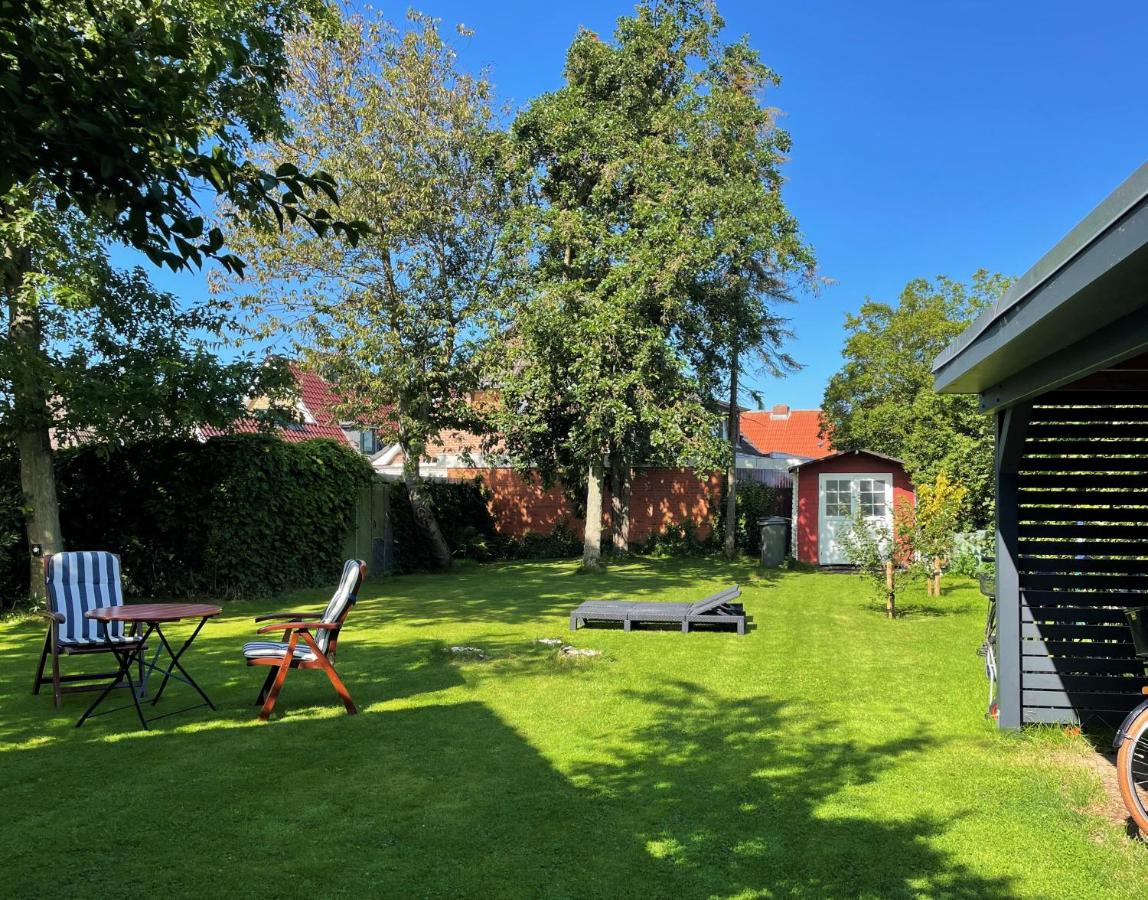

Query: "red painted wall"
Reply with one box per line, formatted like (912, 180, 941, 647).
(794, 453, 914, 565)
(448, 467, 724, 544)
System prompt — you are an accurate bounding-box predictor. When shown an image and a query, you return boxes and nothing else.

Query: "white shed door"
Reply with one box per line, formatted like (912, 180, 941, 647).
(818, 473, 893, 565)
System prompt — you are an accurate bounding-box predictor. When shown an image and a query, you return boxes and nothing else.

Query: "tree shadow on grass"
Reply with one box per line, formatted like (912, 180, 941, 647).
(0, 671, 1016, 897)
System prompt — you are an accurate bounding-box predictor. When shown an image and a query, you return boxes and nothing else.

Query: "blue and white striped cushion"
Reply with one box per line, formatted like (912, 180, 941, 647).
(46, 552, 127, 645)
(315, 560, 363, 653)
(243, 640, 317, 661)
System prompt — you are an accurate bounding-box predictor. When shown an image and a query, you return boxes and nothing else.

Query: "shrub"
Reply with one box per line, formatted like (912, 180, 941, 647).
(388, 477, 503, 572)
(713, 481, 791, 554)
(0, 435, 375, 606)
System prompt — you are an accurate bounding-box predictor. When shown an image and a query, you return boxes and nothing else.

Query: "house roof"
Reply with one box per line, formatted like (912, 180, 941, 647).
(788, 449, 904, 472)
(739, 407, 832, 460)
(933, 162, 1148, 409)
(199, 418, 350, 444)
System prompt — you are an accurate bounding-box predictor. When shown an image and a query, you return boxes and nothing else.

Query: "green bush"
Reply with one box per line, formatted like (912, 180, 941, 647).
(388, 477, 503, 572)
(713, 481, 791, 554)
(0, 435, 375, 605)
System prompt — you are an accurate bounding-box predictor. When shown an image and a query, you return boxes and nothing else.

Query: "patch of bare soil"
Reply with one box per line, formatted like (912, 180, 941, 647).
(1055, 747, 1139, 838)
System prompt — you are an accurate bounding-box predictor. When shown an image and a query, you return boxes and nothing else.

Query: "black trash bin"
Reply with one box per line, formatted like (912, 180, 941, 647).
(758, 516, 789, 567)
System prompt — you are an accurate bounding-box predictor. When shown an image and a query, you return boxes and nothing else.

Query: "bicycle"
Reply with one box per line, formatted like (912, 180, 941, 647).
(1114, 606, 1148, 834)
(976, 564, 998, 721)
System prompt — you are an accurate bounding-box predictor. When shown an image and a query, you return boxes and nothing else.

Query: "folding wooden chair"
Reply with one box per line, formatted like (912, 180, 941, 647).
(33, 551, 145, 707)
(243, 559, 367, 720)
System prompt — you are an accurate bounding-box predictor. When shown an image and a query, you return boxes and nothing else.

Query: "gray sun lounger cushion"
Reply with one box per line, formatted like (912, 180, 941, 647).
(569, 585, 745, 634)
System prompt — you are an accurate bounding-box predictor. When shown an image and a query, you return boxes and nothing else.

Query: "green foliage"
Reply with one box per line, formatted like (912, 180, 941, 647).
(822, 271, 1010, 528)
(1, 0, 362, 273)
(388, 479, 501, 572)
(0, 435, 374, 604)
(839, 501, 916, 615)
(949, 531, 994, 578)
(911, 472, 968, 578)
(714, 482, 790, 554)
(636, 520, 717, 558)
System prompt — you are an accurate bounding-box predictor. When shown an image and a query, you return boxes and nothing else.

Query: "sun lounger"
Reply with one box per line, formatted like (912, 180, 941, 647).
(569, 586, 746, 635)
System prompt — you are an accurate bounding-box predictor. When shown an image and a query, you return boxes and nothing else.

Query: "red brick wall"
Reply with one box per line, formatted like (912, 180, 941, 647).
(794, 453, 914, 565)
(448, 467, 723, 543)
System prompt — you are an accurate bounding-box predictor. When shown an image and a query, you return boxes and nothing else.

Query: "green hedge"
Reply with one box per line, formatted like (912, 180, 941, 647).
(1, 435, 374, 605)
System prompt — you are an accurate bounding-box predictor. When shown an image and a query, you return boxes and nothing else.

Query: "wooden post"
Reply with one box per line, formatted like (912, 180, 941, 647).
(994, 403, 1032, 730)
(885, 559, 895, 618)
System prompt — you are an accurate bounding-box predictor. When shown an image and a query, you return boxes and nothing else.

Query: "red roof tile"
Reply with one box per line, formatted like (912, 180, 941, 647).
(199, 419, 350, 445)
(739, 408, 832, 459)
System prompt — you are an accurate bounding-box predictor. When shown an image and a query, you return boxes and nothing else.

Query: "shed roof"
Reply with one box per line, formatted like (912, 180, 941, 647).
(788, 449, 904, 472)
(933, 163, 1148, 409)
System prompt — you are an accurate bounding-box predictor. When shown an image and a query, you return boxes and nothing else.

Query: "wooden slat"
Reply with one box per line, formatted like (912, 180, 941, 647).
(1027, 406, 1148, 423)
(1021, 622, 1132, 641)
(1018, 488, 1148, 506)
(1019, 557, 1148, 575)
(1019, 472, 1148, 488)
(1022, 689, 1139, 710)
(1020, 507, 1148, 523)
(1022, 638, 1140, 658)
(1023, 439, 1148, 456)
(1023, 672, 1148, 692)
(1022, 706, 1129, 727)
(1021, 572, 1148, 591)
(1018, 538, 1148, 555)
(1021, 456, 1148, 472)
(1022, 654, 1147, 675)
(1021, 605, 1131, 624)
(1018, 523, 1148, 539)
(1022, 590, 1148, 608)
(1026, 423, 1148, 440)
(1040, 390, 1148, 405)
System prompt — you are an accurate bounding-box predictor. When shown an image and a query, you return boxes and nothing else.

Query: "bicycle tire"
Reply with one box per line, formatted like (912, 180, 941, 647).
(1116, 705, 1148, 834)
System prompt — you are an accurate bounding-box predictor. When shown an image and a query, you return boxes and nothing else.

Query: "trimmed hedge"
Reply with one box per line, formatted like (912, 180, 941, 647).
(1, 435, 374, 605)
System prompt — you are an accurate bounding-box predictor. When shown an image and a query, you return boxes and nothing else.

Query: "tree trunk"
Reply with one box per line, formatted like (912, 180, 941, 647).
(885, 560, 896, 618)
(723, 347, 740, 560)
(610, 459, 630, 555)
(400, 448, 452, 569)
(932, 557, 943, 596)
(582, 458, 605, 569)
(5, 242, 63, 601)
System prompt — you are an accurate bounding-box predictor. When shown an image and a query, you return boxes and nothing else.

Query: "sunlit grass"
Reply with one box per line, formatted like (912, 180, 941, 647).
(2, 558, 1145, 897)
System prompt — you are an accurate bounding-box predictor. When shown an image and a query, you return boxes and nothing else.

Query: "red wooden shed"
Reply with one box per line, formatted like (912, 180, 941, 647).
(789, 450, 915, 565)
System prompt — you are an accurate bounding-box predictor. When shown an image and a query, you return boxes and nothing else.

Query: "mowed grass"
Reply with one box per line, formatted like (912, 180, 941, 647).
(2, 558, 1147, 898)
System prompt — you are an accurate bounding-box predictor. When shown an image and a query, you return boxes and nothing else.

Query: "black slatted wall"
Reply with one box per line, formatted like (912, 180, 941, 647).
(1018, 391, 1148, 726)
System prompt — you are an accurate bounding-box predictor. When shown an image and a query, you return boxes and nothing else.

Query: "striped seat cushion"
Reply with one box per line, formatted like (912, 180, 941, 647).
(314, 560, 363, 653)
(243, 640, 318, 662)
(46, 551, 128, 645)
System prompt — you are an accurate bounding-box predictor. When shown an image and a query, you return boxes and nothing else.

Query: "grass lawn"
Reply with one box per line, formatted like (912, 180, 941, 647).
(3, 558, 1147, 898)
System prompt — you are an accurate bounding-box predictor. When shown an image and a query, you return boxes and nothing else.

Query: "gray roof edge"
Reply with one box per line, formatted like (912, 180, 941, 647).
(788, 449, 904, 472)
(932, 161, 1148, 376)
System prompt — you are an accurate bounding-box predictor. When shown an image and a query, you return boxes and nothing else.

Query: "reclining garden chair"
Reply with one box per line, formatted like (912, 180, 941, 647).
(243, 559, 367, 721)
(33, 551, 145, 707)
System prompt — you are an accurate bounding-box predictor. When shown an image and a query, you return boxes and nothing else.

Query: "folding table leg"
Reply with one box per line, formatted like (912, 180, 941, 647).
(150, 622, 215, 710)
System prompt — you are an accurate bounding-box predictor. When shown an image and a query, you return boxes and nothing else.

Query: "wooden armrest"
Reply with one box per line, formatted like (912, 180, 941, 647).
(253, 611, 318, 623)
(256, 621, 337, 635)
(36, 611, 65, 623)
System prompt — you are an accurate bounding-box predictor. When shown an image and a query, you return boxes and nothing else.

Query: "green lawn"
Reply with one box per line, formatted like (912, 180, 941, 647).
(3, 558, 1146, 898)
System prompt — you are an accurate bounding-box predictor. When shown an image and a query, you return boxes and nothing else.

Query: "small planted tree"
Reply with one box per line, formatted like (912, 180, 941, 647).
(840, 499, 916, 618)
(913, 472, 967, 596)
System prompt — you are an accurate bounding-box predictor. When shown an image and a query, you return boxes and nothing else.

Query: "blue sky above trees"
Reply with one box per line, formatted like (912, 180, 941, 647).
(120, 0, 1148, 408)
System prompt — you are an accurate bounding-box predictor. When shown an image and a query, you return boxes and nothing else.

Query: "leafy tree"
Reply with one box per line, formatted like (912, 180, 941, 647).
(840, 498, 916, 619)
(1, 0, 358, 597)
(912, 471, 967, 596)
(822, 271, 1010, 528)
(2, 194, 292, 595)
(219, 10, 517, 568)
(496, 0, 799, 568)
(1, 0, 362, 272)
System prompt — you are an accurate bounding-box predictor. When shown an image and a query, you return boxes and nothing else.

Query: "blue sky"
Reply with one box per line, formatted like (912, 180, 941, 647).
(133, 0, 1148, 409)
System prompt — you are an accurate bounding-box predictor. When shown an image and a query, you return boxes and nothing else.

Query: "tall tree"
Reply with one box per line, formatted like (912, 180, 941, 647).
(1, 192, 291, 593)
(497, 0, 772, 568)
(219, 11, 517, 568)
(822, 271, 1010, 527)
(0, 0, 361, 597)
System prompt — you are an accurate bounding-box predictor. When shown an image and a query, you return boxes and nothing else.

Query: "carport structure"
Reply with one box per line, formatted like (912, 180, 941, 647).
(934, 163, 1148, 728)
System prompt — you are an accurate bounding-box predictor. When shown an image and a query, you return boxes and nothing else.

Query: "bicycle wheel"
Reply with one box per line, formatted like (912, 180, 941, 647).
(1117, 705, 1148, 833)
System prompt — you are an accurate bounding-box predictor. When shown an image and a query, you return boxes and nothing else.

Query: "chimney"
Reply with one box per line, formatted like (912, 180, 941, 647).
(770, 404, 790, 419)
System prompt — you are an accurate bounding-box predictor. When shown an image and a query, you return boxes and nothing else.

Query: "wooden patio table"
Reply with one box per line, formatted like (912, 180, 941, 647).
(78, 603, 222, 730)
